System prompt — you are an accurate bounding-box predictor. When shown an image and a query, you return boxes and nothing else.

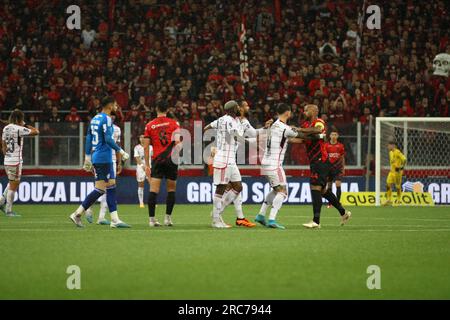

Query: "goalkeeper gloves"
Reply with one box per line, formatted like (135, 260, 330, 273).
(83, 155, 93, 172)
(119, 149, 130, 161)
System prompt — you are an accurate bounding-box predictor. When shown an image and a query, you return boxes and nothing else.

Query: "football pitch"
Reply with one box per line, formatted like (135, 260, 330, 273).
(0, 204, 449, 300)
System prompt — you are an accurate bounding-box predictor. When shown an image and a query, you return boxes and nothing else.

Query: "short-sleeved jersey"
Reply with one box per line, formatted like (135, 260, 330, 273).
(389, 148, 406, 172)
(2, 124, 32, 165)
(302, 118, 327, 164)
(144, 116, 180, 161)
(111, 125, 121, 162)
(262, 119, 298, 169)
(325, 142, 345, 166)
(88, 113, 119, 164)
(134, 144, 153, 164)
(210, 114, 244, 168)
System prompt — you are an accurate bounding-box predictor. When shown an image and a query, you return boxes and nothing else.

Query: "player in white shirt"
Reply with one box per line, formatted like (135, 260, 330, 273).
(134, 134, 153, 207)
(210, 100, 272, 228)
(85, 114, 123, 225)
(0, 110, 39, 216)
(204, 100, 247, 228)
(255, 103, 324, 229)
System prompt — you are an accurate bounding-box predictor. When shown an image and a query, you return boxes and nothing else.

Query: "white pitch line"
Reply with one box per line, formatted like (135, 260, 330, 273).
(1, 228, 450, 233)
(7, 215, 450, 223)
(4, 221, 450, 229)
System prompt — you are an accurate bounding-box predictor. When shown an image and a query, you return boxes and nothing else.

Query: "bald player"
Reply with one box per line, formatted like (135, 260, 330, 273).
(299, 104, 351, 229)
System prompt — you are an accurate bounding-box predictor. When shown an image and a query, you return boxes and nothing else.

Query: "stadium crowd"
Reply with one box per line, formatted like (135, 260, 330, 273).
(0, 0, 449, 142)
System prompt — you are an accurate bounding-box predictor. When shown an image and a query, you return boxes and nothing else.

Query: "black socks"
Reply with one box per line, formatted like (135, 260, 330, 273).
(336, 186, 342, 202)
(166, 192, 176, 216)
(323, 189, 345, 216)
(311, 190, 322, 224)
(148, 192, 157, 217)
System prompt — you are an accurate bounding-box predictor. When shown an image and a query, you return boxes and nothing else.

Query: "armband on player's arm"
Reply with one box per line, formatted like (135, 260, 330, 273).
(298, 122, 324, 135)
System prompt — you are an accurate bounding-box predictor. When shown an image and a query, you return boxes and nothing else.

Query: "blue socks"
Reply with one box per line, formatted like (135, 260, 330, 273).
(82, 188, 105, 210)
(106, 186, 117, 213)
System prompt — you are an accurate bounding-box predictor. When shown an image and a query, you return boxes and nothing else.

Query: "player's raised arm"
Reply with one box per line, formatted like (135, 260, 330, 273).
(290, 126, 325, 141)
(204, 119, 218, 132)
(297, 125, 323, 135)
(23, 124, 39, 136)
(241, 118, 272, 139)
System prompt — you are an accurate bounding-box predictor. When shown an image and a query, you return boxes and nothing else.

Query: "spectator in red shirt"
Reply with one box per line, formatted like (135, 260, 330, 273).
(113, 82, 129, 110)
(398, 100, 415, 117)
(65, 107, 81, 123)
(47, 85, 60, 102)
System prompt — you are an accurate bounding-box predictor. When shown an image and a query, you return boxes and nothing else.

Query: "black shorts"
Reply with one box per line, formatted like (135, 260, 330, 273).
(329, 165, 344, 182)
(310, 160, 332, 187)
(151, 159, 178, 181)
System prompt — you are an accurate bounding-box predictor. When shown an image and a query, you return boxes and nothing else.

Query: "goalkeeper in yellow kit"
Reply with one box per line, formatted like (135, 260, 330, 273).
(384, 141, 407, 205)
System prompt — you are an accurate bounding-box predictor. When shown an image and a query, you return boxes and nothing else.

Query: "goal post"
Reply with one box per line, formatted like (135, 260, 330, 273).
(375, 117, 450, 206)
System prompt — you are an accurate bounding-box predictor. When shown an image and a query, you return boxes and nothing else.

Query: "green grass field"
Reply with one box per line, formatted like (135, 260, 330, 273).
(1, 204, 450, 300)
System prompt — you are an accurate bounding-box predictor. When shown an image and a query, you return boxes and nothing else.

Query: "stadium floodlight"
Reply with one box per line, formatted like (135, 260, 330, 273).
(375, 117, 450, 206)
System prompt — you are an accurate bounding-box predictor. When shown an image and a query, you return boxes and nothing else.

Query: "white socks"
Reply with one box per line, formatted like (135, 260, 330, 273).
(138, 187, 144, 205)
(99, 194, 108, 220)
(75, 205, 85, 216)
(6, 189, 15, 213)
(233, 194, 244, 219)
(0, 183, 9, 205)
(269, 193, 286, 221)
(110, 211, 119, 223)
(212, 194, 223, 219)
(219, 189, 240, 216)
(258, 190, 277, 216)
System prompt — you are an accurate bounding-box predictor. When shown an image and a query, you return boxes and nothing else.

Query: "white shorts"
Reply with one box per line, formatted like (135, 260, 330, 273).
(136, 165, 146, 182)
(4, 164, 22, 181)
(262, 166, 287, 187)
(213, 164, 241, 185)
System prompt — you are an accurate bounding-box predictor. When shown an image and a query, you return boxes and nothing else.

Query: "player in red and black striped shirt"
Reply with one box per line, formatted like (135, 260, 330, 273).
(325, 130, 345, 203)
(298, 104, 351, 229)
(143, 101, 181, 227)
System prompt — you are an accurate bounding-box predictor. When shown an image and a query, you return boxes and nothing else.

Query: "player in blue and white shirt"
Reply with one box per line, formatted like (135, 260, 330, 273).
(69, 96, 130, 228)
(85, 113, 123, 225)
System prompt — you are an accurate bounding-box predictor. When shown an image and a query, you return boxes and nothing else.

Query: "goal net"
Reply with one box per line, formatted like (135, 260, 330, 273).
(375, 118, 450, 205)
